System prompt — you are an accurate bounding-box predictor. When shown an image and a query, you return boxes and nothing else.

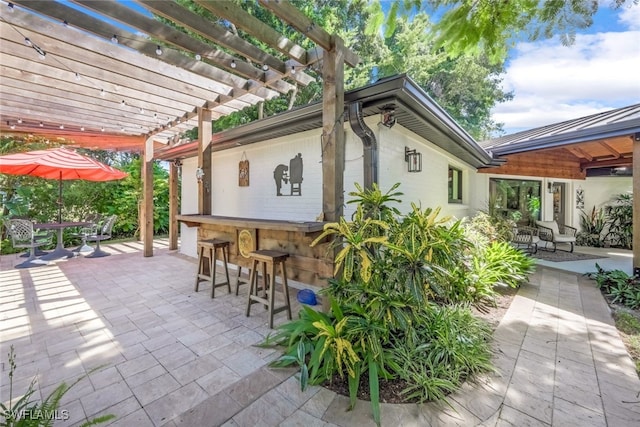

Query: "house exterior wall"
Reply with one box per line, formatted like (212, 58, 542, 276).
(179, 156, 199, 258)
(375, 120, 479, 220)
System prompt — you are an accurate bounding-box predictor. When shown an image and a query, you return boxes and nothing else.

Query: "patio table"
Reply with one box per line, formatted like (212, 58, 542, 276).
(33, 221, 90, 261)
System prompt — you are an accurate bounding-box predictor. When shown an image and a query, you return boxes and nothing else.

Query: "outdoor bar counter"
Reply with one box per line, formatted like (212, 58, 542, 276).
(176, 214, 333, 287)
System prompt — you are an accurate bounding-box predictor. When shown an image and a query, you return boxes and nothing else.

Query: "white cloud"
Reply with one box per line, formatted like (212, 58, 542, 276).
(492, 5, 640, 134)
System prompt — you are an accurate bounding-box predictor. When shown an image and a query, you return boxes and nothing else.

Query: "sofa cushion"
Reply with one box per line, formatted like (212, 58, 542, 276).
(536, 220, 560, 235)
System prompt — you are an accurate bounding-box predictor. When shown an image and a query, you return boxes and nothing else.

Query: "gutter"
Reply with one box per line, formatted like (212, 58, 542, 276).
(348, 102, 378, 189)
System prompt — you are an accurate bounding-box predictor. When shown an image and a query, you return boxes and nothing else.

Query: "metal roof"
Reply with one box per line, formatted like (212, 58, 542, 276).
(482, 104, 640, 156)
(157, 74, 500, 169)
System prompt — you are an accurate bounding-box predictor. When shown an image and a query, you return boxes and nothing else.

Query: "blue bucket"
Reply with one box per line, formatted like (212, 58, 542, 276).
(297, 289, 317, 305)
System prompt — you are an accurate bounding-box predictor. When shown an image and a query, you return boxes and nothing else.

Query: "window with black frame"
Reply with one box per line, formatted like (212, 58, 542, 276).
(489, 178, 541, 225)
(448, 167, 463, 204)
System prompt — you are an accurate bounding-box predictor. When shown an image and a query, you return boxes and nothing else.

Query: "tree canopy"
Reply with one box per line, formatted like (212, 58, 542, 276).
(368, 0, 638, 64)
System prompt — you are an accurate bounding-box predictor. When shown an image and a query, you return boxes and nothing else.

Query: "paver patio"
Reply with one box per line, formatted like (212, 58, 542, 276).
(1, 239, 639, 426)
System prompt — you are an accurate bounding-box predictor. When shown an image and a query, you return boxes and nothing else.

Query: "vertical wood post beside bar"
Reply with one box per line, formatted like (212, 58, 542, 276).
(169, 160, 179, 250)
(142, 136, 154, 257)
(198, 107, 213, 215)
(321, 36, 345, 223)
(633, 133, 640, 276)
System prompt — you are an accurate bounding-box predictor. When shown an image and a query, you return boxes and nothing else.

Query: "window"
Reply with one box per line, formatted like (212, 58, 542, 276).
(489, 178, 541, 225)
(448, 167, 462, 204)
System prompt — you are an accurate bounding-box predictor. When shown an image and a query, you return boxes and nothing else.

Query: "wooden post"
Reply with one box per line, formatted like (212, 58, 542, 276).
(198, 107, 213, 215)
(195, 105, 212, 250)
(142, 136, 155, 257)
(321, 36, 345, 222)
(169, 160, 179, 250)
(633, 133, 640, 276)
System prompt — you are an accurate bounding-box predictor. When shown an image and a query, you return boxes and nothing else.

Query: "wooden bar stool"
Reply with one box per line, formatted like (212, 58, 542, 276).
(245, 250, 292, 328)
(195, 238, 231, 298)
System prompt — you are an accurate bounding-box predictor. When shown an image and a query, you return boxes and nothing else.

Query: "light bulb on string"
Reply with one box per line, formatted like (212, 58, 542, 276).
(101, 127, 105, 132)
(291, 65, 296, 75)
(59, 124, 64, 129)
(195, 54, 201, 61)
(7, 3, 14, 13)
(139, 107, 144, 114)
(100, 89, 106, 96)
(24, 38, 32, 47)
(155, 45, 163, 55)
(62, 20, 69, 27)
(17, 118, 22, 124)
(121, 100, 126, 107)
(262, 64, 269, 71)
(111, 35, 118, 44)
(80, 126, 85, 131)
(230, 59, 237, 69)
(74, 72, 81, 81)
(39, 122, 44, 127)
(9, 122, 15, 130)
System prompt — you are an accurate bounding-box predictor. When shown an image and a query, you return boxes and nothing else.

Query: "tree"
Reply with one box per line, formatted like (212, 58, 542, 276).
(367, 0, 638, 64)
(182, 1, 510, 139)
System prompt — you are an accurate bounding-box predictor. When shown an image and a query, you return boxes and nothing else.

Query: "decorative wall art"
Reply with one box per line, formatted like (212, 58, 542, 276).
(273, 153, 303, 196)
(239, 152, 249, 187)
(576, 187, 584, 209)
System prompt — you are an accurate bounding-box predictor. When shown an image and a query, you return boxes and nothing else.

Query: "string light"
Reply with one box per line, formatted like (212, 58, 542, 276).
(24, 38, 32, 47)
(111, 34, 118, 44)
(120, 126, 125, 132)
(155, 45, 163, 55)
(291, 65, 296, 75)
(139, 107, 144, 114)
(80, 126, 85, 131)
(7, 3, 14, 13)
(17, 118, 22, 124)
(59, 124, 64, 129)
(230, 59, 236, 69)
(195, 54, 201, 61)
(101, 127, 105, 132)
(74, 72, 81, 81)
(62, 20, 69, 27)
(121, 100, 126, 107)
(9, 121, 15, 130)
(39, 122, 43, 127)
(262, 64, 269, 71)
(100, 89, 105, 96)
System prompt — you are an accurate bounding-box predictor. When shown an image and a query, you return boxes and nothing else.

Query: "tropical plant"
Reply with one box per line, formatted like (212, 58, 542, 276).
(604, 194, 632, 249)
(576, 206, 606, 247)
(0, 346, 114, 427)
(265, 183, 534, 424)
(586, 264, 640, 310)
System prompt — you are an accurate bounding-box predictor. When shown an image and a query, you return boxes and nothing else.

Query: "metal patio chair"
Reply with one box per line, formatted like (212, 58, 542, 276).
(84, 215, 117, 258)
(5, 218, 53, 268)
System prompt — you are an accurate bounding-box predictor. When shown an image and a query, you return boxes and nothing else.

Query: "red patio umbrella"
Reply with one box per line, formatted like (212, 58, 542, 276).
(0, 147, 128, 222)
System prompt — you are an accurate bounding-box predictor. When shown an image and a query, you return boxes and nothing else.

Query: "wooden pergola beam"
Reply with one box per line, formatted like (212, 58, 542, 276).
(580, 157, 632, 169)
(137, 0, 315, 87)
(634, 134, 640, 275)
(72, 0, 296, 94)
(258, 0, 359, 68)
(194, 0, 308, 65)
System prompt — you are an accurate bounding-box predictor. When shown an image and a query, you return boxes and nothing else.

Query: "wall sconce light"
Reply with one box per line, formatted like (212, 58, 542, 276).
(380, 108, 396, 128)
(405, 147, 422, 173)
(195, 167, 205, 182)
(173, 159, 182, 168)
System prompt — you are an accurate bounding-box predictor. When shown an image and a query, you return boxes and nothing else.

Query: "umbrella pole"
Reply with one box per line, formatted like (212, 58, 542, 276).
(58, 171, 62, 223)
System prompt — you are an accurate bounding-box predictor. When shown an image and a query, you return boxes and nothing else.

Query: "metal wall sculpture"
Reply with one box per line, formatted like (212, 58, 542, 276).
(239, 153, 249, 187)
(273, 153, 303, 196)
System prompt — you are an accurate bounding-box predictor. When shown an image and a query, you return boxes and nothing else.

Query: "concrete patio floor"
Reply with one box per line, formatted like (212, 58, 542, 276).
(1, 240, 639, 426)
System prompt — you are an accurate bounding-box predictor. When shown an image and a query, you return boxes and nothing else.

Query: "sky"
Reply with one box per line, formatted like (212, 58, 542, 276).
(492, 3, 640, 135)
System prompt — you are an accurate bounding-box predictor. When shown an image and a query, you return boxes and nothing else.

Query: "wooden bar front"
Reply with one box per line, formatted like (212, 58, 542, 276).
(176, 215, 333, 287)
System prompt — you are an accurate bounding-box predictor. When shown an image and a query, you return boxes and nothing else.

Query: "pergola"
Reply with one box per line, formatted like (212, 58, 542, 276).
(0, 0, 358, 256)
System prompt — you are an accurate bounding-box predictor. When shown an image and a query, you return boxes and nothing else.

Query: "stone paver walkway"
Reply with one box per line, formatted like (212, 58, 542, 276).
(1, 241, 639, 426)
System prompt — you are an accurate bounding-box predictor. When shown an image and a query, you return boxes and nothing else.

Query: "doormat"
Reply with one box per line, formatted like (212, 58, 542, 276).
(531, 251, 606, 262)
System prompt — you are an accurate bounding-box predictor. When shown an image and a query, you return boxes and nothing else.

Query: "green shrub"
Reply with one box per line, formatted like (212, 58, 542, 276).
(586, 264, 640, 310)
(264, 183, 535, 425)
(605, 194, 632, 249)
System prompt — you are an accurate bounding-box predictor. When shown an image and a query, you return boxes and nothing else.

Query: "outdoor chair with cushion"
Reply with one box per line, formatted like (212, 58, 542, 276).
(535, 220, 577, 253)
(84, 214, 117, 258)
(4, 218, 53, 268)
(511, 225, 539, 254)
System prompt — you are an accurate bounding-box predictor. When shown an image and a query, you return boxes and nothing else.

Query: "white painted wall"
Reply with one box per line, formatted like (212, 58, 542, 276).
(583, 176, 631, 211)
(180, 156, 199, 258)
(375, 120, 479, 220)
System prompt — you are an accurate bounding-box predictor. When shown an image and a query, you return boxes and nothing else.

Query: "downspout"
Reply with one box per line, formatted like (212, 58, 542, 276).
(348, 102, 378, 190)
